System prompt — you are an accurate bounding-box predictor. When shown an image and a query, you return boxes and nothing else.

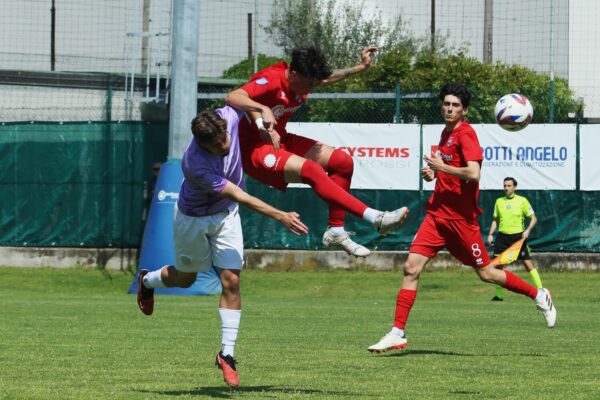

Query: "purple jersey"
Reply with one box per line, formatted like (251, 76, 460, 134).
(177, 106, 245, 217)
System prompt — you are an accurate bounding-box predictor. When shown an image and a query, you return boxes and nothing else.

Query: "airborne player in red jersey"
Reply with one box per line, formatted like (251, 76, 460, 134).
(368, 83, 557, 354)
(226, 46, 408, 257)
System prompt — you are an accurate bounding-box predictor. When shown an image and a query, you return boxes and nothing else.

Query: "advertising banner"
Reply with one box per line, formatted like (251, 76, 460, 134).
(580, 125, 600, 191)
(286, 123, 421, 190)
(423, 124, 576, 190)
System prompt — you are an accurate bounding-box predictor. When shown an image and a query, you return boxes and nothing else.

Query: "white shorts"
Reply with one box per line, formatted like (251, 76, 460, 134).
(173, 204, 244, 273)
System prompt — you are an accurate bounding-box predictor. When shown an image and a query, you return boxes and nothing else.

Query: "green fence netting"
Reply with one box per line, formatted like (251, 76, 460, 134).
(240, 183, 600, 253)
(0, 121, 168, 247)
(1, 121, 599, 252)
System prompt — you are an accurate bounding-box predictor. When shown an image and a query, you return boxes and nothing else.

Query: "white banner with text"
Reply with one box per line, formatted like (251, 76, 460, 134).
(422, 124, 576, 190)
(286, 123, 422, 190)
(580, 124, 600, 191)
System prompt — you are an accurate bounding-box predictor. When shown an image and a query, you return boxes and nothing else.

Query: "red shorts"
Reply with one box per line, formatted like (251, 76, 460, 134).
(239, 130, 317, 191)
(410, 213, 491, 268)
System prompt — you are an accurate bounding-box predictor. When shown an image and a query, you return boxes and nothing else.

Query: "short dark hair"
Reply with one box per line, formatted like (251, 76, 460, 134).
(290, 46, 332, 80)
(504, 177, 518, 186)
(439, 83, 472, 108)
(190, 109, 227, 144)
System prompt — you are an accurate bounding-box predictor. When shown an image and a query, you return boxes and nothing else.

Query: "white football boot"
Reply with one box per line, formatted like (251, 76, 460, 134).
(535, 288, 557, 328)
(373, 207, 409, 236)
(368, 332, 408, 353)
(322, 230, 371, 257)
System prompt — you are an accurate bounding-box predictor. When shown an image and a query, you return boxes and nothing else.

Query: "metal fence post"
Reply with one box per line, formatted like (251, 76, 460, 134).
(106, 79, 112, 122)
(549, 78, 555, 123)
(395, 83, 401, 123)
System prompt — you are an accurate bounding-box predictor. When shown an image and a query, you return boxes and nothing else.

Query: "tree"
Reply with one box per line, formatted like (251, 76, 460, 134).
(222, 0, 579, 124)
(264, 0, 418, 68)
(221, 54, 281, 80)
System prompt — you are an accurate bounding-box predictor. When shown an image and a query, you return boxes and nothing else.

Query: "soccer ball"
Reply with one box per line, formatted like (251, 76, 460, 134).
(494, 94, 533, 132)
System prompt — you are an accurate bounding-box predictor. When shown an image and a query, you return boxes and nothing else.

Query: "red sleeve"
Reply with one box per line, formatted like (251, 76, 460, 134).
(461, 130, 483, 162)
(239, 70, 280, 101)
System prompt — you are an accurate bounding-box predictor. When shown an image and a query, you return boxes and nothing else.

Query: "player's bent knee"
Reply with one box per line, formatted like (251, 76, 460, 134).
(180, 276, 197, 288)
(328, 148, 354, 176)
(300, 159, 326, 184)
(220, 270, 240, 292)
(403, 261, 421, 279)
(173, 270, 197, 288)
(476, 267, 498, 284)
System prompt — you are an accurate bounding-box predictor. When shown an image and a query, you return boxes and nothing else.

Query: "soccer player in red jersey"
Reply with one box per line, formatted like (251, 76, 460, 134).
(226, 46, 408, 257)
(368, 83, 557, 353)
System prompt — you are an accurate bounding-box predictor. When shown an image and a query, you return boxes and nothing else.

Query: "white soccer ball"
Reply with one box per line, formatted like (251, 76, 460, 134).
(494, 94, 533, 132)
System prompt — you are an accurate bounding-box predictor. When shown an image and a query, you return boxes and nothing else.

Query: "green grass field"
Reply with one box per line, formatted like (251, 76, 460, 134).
(1, 267, 599, 400)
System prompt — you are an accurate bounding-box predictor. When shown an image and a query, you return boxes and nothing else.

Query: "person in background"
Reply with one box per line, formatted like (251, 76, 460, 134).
(487, 177, 542, 301)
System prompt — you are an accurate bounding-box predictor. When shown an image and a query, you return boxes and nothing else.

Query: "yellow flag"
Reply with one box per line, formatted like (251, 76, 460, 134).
(491, 238, 525, 267)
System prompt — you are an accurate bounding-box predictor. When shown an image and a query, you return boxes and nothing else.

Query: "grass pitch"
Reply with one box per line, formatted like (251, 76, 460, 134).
(1, 267, 599, 399)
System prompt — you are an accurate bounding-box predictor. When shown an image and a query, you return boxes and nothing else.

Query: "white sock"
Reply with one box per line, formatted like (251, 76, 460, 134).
(219, 308, 241, 357)
(142, 268, 167, 289)
(390, 327, 405, 337)
(362, 208, 380, 224)
(328, 226, 345, 234)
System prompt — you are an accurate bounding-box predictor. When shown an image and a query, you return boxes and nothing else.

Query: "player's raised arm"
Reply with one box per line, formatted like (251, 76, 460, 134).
(320, 45, 380, 86)
(226, 89, 281, 150)
(219, 181, 308, 235)
(226, 89, 277, 129)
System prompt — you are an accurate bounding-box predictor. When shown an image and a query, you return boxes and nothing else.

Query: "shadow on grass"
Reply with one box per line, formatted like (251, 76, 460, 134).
(135, 385, 353, 398)
(381, 349, 471, 357)
(380, 349, 547, 357)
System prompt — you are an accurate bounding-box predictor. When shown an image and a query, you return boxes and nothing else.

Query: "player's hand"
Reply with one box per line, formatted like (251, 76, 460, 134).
(522, 230, 530, 239)
(258, 128, 281, 151)
(361, 45, 380, 68)
(279, 211, 309, 235)
(423, 154, 445, 172)
(487, 234, 494, 246)
(261, 108, 277, 131)
(421, 166, 435, 182)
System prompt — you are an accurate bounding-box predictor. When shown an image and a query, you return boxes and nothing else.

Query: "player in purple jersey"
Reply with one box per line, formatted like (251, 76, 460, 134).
(136, 106, 308, 387)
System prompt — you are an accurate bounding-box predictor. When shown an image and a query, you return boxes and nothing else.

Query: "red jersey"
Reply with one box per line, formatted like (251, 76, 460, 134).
(426, 121, 483, 220)
(238, 62, 307, 138)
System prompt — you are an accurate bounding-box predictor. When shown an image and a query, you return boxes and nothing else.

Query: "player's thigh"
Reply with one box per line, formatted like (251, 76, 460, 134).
(303, 143, 335, 168)
(241, 140, 297, 191)
(173, 206, 213, 273)
(409, 214, 445, 259)
(444, 219, 490, 268)
(210, 207, 244, 271)
(284, 132, 334, 167)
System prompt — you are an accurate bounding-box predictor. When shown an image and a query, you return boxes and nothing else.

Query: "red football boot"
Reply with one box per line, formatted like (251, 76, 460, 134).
(215, 352, 240, 387)
(136, 269, 154, 316)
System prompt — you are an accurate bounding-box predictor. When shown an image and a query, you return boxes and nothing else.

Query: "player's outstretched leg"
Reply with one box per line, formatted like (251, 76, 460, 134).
(534, 288, 557, 328)
(136, 269, 154, 316)
(299, 159, 409, 255)
(215, 351, 240, 387)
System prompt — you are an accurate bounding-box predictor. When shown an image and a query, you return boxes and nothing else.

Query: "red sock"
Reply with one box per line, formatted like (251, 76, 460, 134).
(503, 270, 537, 299)
(394, 289, 417, 329)
(326, 149, 354, 227)
(300, 160, 367, 219)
